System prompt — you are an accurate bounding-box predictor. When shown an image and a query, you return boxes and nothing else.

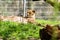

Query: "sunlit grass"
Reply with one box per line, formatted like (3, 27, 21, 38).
(36, 19, 60, 25)
(0, 20, 60, 40)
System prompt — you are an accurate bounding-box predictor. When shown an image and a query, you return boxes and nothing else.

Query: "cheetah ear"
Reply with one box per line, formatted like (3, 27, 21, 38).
(32, 10, 35, 13)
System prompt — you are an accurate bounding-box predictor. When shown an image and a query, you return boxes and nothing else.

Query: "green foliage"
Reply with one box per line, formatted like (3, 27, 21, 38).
(46, 0, 55, 6)
(0, 20, 60, 40)
(46, 0, 60, 18)
(0, 21, 40, 40)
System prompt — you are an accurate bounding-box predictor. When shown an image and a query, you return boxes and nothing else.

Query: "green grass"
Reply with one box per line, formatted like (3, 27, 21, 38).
(0, 21, 40, 40)
(0, 20, 60, 40)
(36, 19, 60, 25)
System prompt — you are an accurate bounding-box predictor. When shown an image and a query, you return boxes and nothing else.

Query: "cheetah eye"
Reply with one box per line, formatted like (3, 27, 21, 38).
(29, 12, 31, 14)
